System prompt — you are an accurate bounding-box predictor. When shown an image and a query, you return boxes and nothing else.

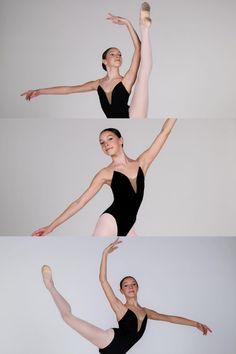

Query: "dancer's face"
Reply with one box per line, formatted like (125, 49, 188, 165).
(99, 131, 123, 156)
(103, 48, 122, 69)
(120, 277, 139, 298)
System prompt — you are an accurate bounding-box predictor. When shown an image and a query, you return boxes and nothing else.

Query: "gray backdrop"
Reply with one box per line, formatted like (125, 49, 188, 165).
(0, 236, 235, 354)
(0, 118, 235, 236)
(1, 0, 236, 119)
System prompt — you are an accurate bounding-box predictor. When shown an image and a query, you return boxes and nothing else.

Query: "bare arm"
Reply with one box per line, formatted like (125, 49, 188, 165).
(32, 169, 106, 236)
(21, 80, 100, 101)
(145, 308, 212, 335)
(99, 240, 126, 315)
(107, 14, 141, 91)
(138, 118, 177, 174)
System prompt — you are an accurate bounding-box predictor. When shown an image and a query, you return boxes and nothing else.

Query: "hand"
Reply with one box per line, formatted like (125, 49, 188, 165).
(103, 239, 122, 255)
(196, 322, 212, 335)
(21, 89, 40, 101)
(32, 225, 53, 237)
(106, 13, 129, 26)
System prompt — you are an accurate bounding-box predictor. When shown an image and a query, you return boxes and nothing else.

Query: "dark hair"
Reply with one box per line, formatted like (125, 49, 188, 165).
(120, 276, 138, 290)
(102, 47, 114, 71)
(99, 128, 122, 139)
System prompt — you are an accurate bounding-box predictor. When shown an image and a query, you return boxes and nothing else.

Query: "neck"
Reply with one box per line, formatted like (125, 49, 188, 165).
(125, 298, 139, 307)
(106, 67, 122, 80)
(111, 151, 129, 165)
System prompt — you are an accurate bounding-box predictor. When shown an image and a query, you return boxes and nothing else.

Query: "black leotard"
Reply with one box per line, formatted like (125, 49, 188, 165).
(97, 82, 130, 118)
(99, 309, 147, 354)
(102, 167, 145, 236)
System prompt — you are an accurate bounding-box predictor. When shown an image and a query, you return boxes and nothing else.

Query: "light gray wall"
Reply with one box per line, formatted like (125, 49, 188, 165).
(1, 0, 236, 119)
(1, 118, 235, 236)
(0, 236, 235, 354)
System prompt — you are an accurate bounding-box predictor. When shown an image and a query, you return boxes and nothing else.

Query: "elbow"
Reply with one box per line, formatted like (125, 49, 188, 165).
(99, 277, 107, 285)
(99, 276, 105, 283)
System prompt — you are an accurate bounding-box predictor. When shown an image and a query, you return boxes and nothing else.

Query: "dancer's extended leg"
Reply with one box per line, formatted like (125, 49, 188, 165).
(41, 266, 114, 349)
(129, 2, 152, 119)
(92, 213, 118, 237)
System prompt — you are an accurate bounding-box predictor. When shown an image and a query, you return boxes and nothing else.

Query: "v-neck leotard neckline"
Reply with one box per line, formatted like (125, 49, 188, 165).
(103, 166, 145, 236)
(99, 308, 147, 354)
(119, 308, 147, 333)
(97, 81, 130, 118)
(112, 168, 141, 194)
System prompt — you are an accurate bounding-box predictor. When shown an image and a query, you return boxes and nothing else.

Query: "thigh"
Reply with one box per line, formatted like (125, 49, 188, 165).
(64, 313, 115, 349)
(92, 213, 118, 237)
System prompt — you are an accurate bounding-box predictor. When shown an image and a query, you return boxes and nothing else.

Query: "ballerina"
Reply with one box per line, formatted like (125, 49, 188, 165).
(41, 240, 212, 354)
(32, 118, 177, 237)
(21, 3, 152, 118)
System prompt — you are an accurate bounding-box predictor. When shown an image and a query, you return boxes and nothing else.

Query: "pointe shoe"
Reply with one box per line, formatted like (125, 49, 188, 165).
(140, 2, 152, 26)
(42, 265, 52, 274)
(41, 265, 53, 287)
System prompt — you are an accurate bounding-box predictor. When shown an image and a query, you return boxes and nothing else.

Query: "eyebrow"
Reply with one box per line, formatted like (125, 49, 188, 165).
(99, 134, 113, 142)
(123, 281, 136, 285)
(109, 51, 121, 54)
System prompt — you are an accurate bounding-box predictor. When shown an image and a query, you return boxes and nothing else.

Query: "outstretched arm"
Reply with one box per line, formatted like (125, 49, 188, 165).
(32, 169, 106, 236)
(21, 80, 100, 101)
(99, 240, 126, 315)
(144, 308, 212, 335)
(107, 14, 141, 91)
(138, 118, 177, 174)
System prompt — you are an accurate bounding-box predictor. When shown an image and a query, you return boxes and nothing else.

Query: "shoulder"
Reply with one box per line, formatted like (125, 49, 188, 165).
(97, 76, 109, 88)
(142, 307, 158, 319)
(90, 79, 102, 90)
(97, 166, 114, 183)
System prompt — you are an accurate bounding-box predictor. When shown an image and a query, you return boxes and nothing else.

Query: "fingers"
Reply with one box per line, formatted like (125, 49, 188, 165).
(197, 323, 212, 335)
(32, 228, 48, 237)
(106, 13, 125, 25)
(107, 12, 115, 19)
(104, 238, 122, 253)
(21, 90, 38, 101)
(110, 239, 122, 250)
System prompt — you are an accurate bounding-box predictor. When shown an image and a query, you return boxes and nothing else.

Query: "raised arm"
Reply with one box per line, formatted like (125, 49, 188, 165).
(138, 118, 177, 174)
(107, 14, 141, 90)
(21, 80, 100, 101)
(32, 169, 106, 236)
(99, 240, 126, 315)
(144, 308, 212, 335)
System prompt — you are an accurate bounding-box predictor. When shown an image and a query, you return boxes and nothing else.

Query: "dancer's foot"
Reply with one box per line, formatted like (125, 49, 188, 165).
(41, 265, 54, 289)
(140, 2, 152, 27)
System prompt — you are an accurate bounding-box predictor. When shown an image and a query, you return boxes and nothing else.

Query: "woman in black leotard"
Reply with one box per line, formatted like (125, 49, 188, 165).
(41, 240, 212, 354)
(32, 118, 177, 237)
(21, 3, 152, 119)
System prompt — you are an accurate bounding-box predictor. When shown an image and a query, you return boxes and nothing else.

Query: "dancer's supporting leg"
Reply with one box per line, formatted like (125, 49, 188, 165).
(129, 2, 152, 119)
(42, 266, 114, 349)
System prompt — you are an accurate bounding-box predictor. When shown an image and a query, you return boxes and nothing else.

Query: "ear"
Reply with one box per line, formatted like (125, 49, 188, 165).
(102, 59, 107, 67)
(119, 137, 124, 146)
(120, 288, 124, 295)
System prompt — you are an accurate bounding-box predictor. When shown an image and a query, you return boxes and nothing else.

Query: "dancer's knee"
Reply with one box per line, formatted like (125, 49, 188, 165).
(61, 310, 72, 323)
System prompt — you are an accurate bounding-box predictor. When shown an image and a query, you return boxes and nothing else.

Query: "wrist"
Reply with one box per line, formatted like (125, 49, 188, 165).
(49, 223, 55, 232)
